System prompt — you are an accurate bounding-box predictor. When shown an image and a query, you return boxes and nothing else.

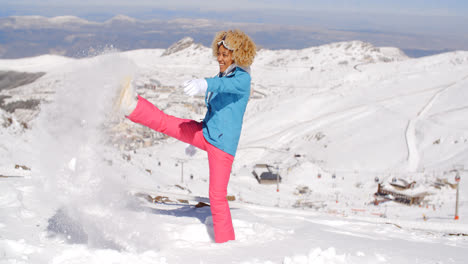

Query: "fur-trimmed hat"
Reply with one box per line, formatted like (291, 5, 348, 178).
(212, 29, 256, 67)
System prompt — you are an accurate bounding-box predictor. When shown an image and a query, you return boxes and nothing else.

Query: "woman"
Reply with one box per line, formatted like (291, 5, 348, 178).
(116, 29, 256, 243)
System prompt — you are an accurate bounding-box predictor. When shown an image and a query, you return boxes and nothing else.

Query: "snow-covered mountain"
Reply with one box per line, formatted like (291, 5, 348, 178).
(1, 39, 467, 263)
(0, 15, 143, 29)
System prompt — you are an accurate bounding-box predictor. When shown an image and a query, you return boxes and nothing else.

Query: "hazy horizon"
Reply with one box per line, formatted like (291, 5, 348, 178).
(1, 1, 468, 58)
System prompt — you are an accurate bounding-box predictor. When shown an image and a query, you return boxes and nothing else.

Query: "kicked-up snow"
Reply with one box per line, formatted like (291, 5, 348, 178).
(0, 40, 467, 263)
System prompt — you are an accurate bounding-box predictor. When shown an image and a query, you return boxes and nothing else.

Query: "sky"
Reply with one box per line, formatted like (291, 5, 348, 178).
(3, 0, 468, 16)
(2, 0, 466, 10)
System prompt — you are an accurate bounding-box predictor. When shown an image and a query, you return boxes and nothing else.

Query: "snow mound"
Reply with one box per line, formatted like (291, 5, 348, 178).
(379, 47, 409, 60)
(0, 54, 75, 72)
(162, 37, 201, 56)
(234, 218, 290, 243)
(283, 247, 347, 264)
(50, 248, 165, 264)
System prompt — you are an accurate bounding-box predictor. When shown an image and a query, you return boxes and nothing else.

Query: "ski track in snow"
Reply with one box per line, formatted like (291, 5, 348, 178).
(244, 73, 465, 167)
(405, 74, 468, 172)
(242, 105, 373, 148)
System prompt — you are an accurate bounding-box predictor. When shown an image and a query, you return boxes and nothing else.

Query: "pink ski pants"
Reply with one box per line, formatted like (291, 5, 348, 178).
(127, 96, 235, 243)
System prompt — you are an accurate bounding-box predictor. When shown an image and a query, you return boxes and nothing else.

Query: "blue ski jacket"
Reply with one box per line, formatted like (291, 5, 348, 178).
(203, 67, 251, 156)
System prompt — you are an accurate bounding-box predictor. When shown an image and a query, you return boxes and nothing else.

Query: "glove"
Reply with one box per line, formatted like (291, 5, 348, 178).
(185, 144, 197, 157)
(183, 78, 207, 96)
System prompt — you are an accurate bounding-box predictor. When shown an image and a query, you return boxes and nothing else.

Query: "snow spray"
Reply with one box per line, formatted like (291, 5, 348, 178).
(31, 51, 157, 250)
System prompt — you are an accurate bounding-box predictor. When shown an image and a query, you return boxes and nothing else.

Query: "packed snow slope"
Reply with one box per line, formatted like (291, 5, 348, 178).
(0, 38, 467, 263)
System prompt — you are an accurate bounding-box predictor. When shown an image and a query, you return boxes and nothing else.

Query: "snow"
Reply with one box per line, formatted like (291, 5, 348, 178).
(0, 54, 75, 72)
(0, 39, 468, 263)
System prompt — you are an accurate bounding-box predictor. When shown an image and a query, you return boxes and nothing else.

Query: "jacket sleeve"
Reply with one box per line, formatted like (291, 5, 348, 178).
(205, 71, 251, 95)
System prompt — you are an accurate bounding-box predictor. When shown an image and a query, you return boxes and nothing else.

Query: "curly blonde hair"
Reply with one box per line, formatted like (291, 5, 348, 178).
(212, 29, 256, 67)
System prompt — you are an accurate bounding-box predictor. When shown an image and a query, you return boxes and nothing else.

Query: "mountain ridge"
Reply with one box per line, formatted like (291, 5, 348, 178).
(1, 39, 467, 175)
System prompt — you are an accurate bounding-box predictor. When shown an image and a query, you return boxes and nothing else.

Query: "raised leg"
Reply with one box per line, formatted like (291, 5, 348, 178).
(127, 96, 207, 151)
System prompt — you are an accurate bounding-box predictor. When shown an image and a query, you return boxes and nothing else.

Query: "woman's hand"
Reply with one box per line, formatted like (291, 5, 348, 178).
(183, 78, 207, 96)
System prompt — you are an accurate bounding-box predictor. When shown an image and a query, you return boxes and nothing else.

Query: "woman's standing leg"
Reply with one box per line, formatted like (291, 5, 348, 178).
(206, 144, 235, 243)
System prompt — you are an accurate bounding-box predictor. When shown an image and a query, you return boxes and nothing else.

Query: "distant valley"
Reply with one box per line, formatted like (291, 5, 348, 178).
(0, 15, 462, 59)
